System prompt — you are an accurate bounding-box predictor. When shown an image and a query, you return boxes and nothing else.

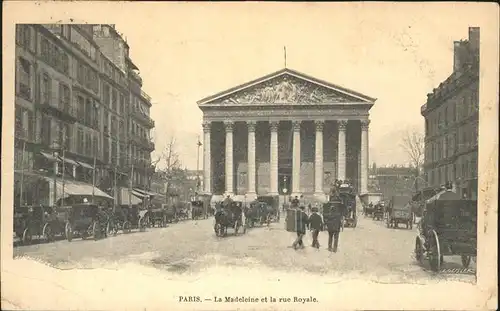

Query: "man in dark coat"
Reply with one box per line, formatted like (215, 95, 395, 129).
(292, 205, 309, 250)
(291, 196, 300, 208)
(324, 199, 345, 252)
(308, 206, 323, 249)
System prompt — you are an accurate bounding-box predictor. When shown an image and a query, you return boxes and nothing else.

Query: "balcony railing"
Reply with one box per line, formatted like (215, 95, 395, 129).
(36, 101, 78, 123)
(131, 109, 155, 128)
(129, 70, 143, 85)
(15, 128, 39, 144)
(141, 90, 152, 103)
(129, 134, 155, 151)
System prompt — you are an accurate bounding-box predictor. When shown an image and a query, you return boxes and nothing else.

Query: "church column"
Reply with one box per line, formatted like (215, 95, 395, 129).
(314, 120, 325, 200)
(337, 120, 347, 182)
(224, 121, 234, 196)
(269, 121, 279, 195)
(202, 121, 211, 194)
(292, 120, 301, 195)
(360, 119, 370, 194)
(247, 121, 257, 199)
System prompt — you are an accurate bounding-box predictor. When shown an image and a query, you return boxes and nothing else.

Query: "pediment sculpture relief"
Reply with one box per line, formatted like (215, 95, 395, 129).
(221, 75, 352, 105)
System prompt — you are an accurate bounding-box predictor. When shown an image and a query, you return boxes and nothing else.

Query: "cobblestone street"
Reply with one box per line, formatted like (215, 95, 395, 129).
(14, 213, 475, 283)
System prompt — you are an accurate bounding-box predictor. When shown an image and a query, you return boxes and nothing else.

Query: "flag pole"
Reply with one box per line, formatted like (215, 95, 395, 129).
(284, 46, 287, 68)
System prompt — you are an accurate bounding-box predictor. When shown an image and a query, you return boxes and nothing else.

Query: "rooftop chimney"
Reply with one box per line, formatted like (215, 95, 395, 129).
(453, 41, 465, 72)
(468, 27, 480, 52)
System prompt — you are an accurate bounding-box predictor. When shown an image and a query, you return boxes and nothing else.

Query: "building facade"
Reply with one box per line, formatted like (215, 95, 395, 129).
(14, 24, 155, 207)
(368, 165, 417, 199)
(420, 27, 479, 199)
(198, 69, 375, 203)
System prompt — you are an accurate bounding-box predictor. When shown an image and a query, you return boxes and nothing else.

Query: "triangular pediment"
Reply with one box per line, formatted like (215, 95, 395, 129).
(198, 68, 376, 106)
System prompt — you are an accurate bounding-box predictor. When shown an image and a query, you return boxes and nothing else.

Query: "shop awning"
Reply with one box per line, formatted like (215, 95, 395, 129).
(77, 161, 94, 169)
(119, 187, 142, 205)
(44, 177, 113, 201)
(59, 157, 79, 166)
(426, 190, 461, 204)
(131, 190, 147, 198)
(40, 151, 60, 162)
(133, 188, 157, 197)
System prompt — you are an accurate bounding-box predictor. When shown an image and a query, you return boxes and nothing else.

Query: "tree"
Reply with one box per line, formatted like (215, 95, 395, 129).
(400, 128, 425, 191)
(154, 135, 188, 201)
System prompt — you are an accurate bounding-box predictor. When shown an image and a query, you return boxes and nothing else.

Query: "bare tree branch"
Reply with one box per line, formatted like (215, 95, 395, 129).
(399, 128, 425, 175)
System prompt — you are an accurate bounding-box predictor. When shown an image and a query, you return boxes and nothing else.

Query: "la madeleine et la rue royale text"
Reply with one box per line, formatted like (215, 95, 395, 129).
(179, 296, 318, 304)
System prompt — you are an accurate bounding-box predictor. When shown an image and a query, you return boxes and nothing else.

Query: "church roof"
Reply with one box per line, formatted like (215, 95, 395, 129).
(197, 68, 377, 105)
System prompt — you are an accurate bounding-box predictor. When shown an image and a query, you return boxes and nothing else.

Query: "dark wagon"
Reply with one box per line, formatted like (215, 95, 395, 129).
(214, 201, 246, 237)
(387, 195, 413, 229)
(414, 191, 477, 273)
(13, 205, 64, 245)
(245, 201, 268, 228)
(148, 206, 168, 227)
(337, 185, 357, 228)
(372, 201, 385, 221)
(63, 203, 108, 241)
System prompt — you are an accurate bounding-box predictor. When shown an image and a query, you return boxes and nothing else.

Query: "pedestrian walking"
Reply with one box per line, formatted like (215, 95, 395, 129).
(324, 198, 345, 253)
(292, 205, 309, 250)
(308, 207, 323, 249)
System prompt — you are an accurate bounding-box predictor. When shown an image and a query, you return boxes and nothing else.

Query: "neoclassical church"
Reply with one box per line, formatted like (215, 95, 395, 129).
(198, 68, 375, 203)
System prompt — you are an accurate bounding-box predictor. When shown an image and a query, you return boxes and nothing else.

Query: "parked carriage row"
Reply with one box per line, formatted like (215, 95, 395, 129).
(13, 199, 213, 246)
(213, 196, 281, 237)
(364, 196, 413, 229)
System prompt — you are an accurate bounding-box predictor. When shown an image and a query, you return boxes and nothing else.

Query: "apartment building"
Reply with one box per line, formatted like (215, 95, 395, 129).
(420, 27, 479, 200)
(13, 24, 156, 207)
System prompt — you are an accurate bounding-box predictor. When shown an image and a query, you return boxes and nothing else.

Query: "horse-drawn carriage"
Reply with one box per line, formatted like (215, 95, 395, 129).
(373, 201, 385, 221)
(107, 205, 148, 234)
(214, 201, 246, 237)
(191, 200, 208, 220)
(13, 205, 64, 245)
(245, 201, 269, 228)
(63, 203, 109, 241)
(257, 195, 280, 223)
(386, 195, 413, 229)
(148, 206, 168, 228)
(414, 190, 477, 273)
(337, 184, 357, 228)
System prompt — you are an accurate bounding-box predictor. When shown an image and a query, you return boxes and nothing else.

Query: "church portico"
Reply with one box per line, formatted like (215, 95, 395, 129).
(199, 69, 376, 201)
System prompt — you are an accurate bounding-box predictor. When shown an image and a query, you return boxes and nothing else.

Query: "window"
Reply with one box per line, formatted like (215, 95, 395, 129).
(85, 132, 92, 156)
(63, 123, 71, 151)
(103, 83, 110, 106)
(444, 107, 448, 127)
(62, 54, 69, 74)
(41, 114, 51, 145)
(76, 95, 85, 116)
(111, 140, 117, 165)
(17, 57, 31, 100)
(103, 110, 109, 132)
(16, 25, 32, 50)
(85, 98, 92, 126)
(103, 138, 109, 163)
(119, 120, 125, 139)
(93, 104, 99, 129)
(77, 62, 85, 85)
(77, 129, 84, 154)
(92, 135, 99, 157)
(111, 89, 117, 111)
(59, 83, 70, 109)
(41, 74, 51, 105)
(120, 94, 125, 115)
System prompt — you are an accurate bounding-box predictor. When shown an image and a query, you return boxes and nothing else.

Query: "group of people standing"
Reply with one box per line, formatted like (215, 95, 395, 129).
(289, 194, 345, 253)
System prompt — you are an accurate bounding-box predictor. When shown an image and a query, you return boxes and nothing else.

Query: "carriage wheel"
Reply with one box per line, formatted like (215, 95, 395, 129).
(22, 228, 32, 245)
(428, 230, 441, 272)
(461, 255, 471, 268)
(123, 221, 131, 233)
(214, 223, 221, 236)
(415, 238, 424, 264)
(42, 223, 54, 243)
(65, 222, 73, 242)
(93, 222, 101, 241)
(106, 222, 115, 237)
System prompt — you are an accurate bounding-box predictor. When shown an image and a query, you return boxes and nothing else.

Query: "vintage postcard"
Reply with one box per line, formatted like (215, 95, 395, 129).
(1, 2, 498, 310)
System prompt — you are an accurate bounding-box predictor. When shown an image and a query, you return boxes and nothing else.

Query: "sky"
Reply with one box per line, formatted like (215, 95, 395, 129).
(106, 3, 490, 170)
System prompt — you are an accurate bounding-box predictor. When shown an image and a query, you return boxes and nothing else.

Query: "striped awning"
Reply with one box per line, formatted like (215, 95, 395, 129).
(133, 188, 157, 197)
(44, 177, 113, 201)
(119, 187, 142, 205)
(59, 157, 79, 166)
(77, 161, 94, 169)
(40, 151, 60, 162)
(131, 190, 147, 198)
